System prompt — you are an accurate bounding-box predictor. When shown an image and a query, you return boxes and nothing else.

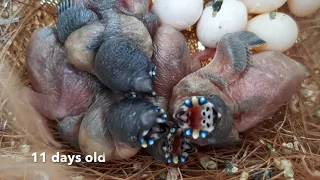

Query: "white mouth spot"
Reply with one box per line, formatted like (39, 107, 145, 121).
(173, 156, 179, 164)
(192, 129, 200, 139)
(162, 146, 167, 151)
(181, 105, 189, 111)
(179, 122, 190, 129)
(179, 114, 188, 121)
(191, 96, 199, 106)
(176, 98, 218, 133)
(142, 130, 149, 136)
(162, 134, 174, 153)
(201, 103, 216, 132)
(157, 118, 166, 123)
(181, 142, 191, 151)
(141, 142, 147, 148)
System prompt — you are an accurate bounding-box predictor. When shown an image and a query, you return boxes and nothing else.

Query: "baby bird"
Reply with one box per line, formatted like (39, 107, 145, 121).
(57, 0, 156, 97)
(170, 31, 307, 146)
(145, 25, 208, 164)
(24, 27, 172, 160)
(94, 10, 155, 96)
(22, 27, 102, 147)
(150, 24, 201, 110)
(64, 13, 153, 74)
(72, 91, 172, 160)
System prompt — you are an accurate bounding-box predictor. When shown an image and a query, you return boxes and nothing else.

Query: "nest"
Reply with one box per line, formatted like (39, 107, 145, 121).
(0, 0, 320, 179)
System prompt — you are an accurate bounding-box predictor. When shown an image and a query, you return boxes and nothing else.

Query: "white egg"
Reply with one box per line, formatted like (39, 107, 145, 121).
(152, 0, 203, 31)
(196, 0, 248, 48)
(246, 12, 299, 52)
(288, 0, 320, 17)
(240, 0, 287, 14)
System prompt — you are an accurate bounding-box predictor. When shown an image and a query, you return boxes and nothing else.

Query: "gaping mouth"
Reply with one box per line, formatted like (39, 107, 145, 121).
(140, 107, 176, 148)
(162, 129, 196, 164)
(174, 96, 221, 139)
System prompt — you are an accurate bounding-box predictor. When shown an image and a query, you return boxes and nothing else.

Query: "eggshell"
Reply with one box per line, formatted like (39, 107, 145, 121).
(196, 0, 247, 48)
(246, 12, 298, 52)
(240, 0, 287, 14)
(288, 0, 320, 17)
(152, 0, 203, 31)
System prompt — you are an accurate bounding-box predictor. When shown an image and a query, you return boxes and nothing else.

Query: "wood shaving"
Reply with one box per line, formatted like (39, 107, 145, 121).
(70, 176, 83, 180)
(166, 168, 179, 180)
(240, 171, 249, 180)
(200, 156, 217, 170)
(20, 144, 30, 153)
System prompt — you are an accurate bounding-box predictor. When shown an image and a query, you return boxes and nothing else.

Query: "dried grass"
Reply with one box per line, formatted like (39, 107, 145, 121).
(0, 0, 319, 179)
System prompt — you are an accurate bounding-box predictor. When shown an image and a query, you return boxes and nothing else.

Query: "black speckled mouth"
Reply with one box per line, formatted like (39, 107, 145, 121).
(161, 128, 197, 164)
(173, 96, 221, 140)
(140, 107, 171, 148)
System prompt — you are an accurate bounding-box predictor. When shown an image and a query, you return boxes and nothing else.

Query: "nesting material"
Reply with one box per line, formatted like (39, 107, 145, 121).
(0, 119, 7, 131)
(316, 110, 320, 118)
(253, 170, 272, 180)
(33, 171, 50, 180)
(166, 168, 179, 180)
(274, 158, 295, 180)
(225, 161, 239, 174)
(240, 171, 249, 180)
(200, 156, 217, 170)
(133, 162, 143, 171)
(20, 144, 31, 153)
(282, 142, 294, 154)
(70, 176, 84, 180)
